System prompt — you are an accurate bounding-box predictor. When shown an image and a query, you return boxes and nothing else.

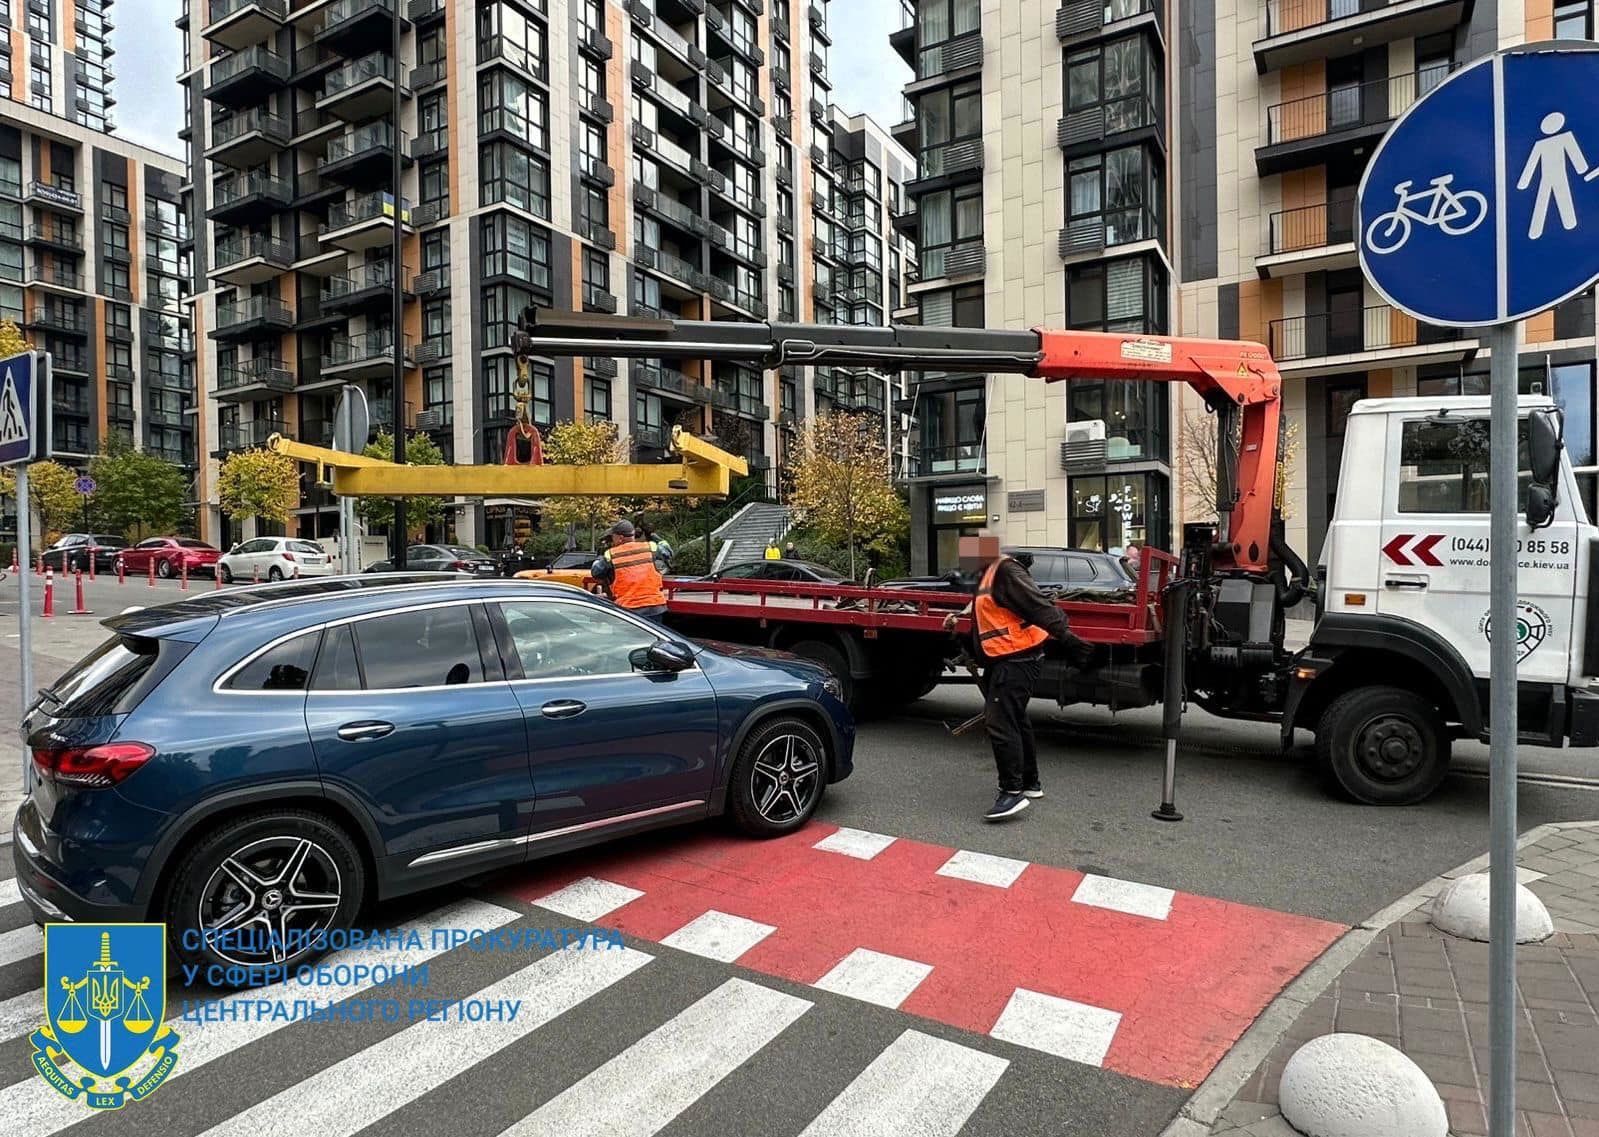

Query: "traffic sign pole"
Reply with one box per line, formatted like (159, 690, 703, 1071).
(14, 463, 31, 795)
(1487, 320, 1521, 1137)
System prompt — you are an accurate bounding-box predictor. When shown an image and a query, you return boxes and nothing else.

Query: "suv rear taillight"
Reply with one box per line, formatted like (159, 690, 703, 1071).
(33, 742, 156, 787)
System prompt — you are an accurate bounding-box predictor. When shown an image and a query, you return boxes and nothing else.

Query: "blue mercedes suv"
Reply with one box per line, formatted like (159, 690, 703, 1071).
(12, 575, 854, 971)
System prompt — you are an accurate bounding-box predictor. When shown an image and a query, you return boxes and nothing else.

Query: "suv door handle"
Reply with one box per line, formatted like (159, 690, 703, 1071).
(337, 720, 395, 741)
(540, 700, 587, 719)
(1383, 577, 1429, 590)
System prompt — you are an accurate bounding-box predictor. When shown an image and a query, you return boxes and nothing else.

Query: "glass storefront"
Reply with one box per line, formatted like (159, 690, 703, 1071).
(1069, 472, 1168, 553)
(928, 483, 988, 573)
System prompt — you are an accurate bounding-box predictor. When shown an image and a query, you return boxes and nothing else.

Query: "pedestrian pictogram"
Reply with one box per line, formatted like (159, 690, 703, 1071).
(0, 351, 41, 467)
(1382, 533, 1445, 566)
(1358, 44, 1599, 325)
(0, 370, 26, 446)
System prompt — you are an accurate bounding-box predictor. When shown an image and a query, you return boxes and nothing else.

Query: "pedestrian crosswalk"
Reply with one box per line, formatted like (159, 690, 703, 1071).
(0, 880, 1172, 1137)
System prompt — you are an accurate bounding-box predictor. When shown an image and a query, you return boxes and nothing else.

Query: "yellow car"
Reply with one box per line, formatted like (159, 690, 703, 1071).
(515, 550, 604, 594)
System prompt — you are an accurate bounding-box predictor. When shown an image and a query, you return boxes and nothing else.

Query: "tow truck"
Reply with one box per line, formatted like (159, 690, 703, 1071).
(511, 308, 1599, 806)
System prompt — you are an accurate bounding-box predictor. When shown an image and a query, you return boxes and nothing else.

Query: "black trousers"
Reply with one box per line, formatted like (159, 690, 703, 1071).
(983, 654, 1041, 793)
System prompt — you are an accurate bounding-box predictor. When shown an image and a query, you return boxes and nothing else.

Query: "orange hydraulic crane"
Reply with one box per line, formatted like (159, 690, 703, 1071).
(511, 308, 1289, 577)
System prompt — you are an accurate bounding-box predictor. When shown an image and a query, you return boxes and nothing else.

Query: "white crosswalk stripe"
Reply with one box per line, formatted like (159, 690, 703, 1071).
(0, 924, 42, 969)
(0, 987, 42, 1044)
(0, 878, 21, 908)
(798, 1029, 1010, 1137)
(197, 944, 655, 1137)
(0, 898, 521, 1135)
(502, 977, 811, 1137)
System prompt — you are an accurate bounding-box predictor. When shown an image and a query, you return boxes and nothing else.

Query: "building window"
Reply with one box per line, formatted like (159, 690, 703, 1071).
(1070, 473, 1169, 553)
(1415, 32, 1455, 95)
(584, 247, 609, 295)
(1066, 145, 1162, 249)
(480, 212, 552, 290)
(1066, 256, 1168, 333)
(916, 386, 984, 474)
(422, 228, 450, 272)
(479, 69, 549, 152)
(477, 0, 548, 81)
(1065, 36, 1162, 134)
(0, 156, 20, 198)
(480, 141, 551, 218)
(778, 282, 795, 319)
(1068, 381, 1168, 462)
(918, 182, 981, 279)
(485, 355, 551, 426)
(915, 0, 980, 78)
(585, 376, 611, 422)
(424, 366, 454, 430)
(917, 79, 980, 176)
(420, 160, 449, 209)
(1555, 0, 1591, 38)
(1522, 360, 1596, 519)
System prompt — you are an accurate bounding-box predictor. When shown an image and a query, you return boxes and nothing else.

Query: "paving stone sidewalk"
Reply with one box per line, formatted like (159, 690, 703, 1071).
(1209, 822, 1599, 1137)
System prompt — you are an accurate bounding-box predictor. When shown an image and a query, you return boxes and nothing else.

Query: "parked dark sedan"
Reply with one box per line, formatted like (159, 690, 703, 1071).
(879, 547, 1135, 594)
(703, 559, 851, 584)
(13, 576, 854, 975)
(39, 533, 127, 573)
(365, 543, 499, 576)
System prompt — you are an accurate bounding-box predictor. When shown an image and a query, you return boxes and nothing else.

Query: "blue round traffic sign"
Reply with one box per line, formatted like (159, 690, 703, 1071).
(1358, 42, 1599, 326)
(74, 476, 95, 495)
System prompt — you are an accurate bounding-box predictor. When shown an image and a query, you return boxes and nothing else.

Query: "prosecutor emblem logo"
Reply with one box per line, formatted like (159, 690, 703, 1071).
(31, 924, 180, 1110)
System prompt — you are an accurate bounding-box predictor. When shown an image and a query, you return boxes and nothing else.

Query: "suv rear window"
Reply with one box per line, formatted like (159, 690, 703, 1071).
(42, 635, 167, 717)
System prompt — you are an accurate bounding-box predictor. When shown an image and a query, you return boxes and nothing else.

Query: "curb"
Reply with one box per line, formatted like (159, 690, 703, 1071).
(1158, 818, 1599, 1137)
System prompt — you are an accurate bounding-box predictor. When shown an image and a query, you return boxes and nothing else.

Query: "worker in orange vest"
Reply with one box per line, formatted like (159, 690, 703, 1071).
(944, 534, 1093, 821)
(591, 520, 669, 618)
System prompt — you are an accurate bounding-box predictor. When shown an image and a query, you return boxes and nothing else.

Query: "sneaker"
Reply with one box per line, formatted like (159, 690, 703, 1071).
(984, 791, 1031, 821)
(1023, 783, 1044, 799)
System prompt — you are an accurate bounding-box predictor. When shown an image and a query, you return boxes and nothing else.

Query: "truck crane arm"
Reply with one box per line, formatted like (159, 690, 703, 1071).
(512, 308, 1289, 577)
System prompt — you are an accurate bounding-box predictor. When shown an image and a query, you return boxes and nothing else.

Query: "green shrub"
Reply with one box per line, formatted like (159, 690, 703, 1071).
(785, 530, 908, 581)
(665, 537, 709, 576)
(523, 530, 572, 557)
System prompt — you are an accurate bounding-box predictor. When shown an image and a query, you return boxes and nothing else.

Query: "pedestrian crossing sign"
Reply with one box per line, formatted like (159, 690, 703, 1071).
(0, 350, 49, 467)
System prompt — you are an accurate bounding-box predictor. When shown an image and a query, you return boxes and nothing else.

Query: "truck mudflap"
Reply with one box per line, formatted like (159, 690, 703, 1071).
(1570, 689, 1599, 747)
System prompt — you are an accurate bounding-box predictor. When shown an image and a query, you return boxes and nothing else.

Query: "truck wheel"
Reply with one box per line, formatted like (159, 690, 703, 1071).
(789, 640, 855, 710)
(727, 715, 829, 837)
(1316, 686, 1450, 805)
(874, 665, 942, 708)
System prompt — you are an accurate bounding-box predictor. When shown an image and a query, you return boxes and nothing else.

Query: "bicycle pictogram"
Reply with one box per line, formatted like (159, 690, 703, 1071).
(1364, 175, 1490, 254)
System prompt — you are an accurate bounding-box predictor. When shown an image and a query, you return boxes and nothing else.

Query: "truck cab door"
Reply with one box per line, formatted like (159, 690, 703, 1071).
(1377, 411, 1581, 690)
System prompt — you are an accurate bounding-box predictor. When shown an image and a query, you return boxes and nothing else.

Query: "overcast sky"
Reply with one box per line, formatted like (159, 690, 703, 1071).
(105, 0, 910, 161)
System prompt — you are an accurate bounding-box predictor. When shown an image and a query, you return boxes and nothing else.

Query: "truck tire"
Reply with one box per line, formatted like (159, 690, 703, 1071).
(873, 665, 942, 708)
(789, 640, 855, 710)
(1316, 686, 1450, 805)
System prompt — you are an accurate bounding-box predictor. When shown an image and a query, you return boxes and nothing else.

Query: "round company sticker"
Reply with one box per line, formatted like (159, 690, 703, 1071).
(1478, 601, 1552, 663)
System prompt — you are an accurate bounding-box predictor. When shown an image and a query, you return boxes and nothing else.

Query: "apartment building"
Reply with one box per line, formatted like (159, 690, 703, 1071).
(1, 0, 116, 132)
(181, 0, 915, 548)
(892, 0, 1599, 574)
(0, 99, 193, 523)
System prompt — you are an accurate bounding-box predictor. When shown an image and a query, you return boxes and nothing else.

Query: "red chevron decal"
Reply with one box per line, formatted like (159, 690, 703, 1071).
(1411, 534, 1445, 566)
(1382, 533, 1416, 565)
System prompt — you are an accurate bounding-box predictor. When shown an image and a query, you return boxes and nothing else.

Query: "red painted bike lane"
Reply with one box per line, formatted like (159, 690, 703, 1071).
(506, 822, 1344, 1088)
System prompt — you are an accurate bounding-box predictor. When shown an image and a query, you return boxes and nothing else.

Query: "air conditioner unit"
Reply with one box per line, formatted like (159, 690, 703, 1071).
(1061, 419, 1107, 473)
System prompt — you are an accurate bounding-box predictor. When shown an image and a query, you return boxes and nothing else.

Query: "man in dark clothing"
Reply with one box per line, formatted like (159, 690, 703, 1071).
(944, 535, 1093, 821)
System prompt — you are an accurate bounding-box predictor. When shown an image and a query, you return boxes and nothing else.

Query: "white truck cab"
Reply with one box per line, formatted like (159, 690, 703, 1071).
(1288, 395, 1599, 802)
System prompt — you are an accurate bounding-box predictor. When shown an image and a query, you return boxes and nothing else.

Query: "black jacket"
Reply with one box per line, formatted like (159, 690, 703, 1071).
(972, 557, 1094, 666)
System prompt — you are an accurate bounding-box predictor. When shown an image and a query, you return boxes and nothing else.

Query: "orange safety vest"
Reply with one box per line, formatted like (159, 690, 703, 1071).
(974, 558, 1050, 658)
(605, 540, 667, 610)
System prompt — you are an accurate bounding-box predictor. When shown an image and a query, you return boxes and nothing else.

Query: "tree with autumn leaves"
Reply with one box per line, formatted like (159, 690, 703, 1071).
(539, 419, 631, 548)
(786, 412, 908, 578)
(216, 449, 301, 527)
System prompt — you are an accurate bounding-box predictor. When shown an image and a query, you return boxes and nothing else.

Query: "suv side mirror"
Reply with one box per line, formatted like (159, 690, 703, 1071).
(1529, 408, 1564, 485)
(632, 641, 695, 672)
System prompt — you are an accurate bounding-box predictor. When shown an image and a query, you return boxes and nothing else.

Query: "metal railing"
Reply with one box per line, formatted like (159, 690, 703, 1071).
(914, 441, 984, 476)
(1263, 0, 1390, 37)
(210, 46, 290, 86)
(1268, 201, 1356, 254)
(216, 357, 293, 392)
(321, 52, 398, 98)
(1268, 305, 1465, 361)
(214, 234, 293, 268)
(324, 121, 396, 166)
(211, 110, 288, 147)
(28, 307, 87, 333)
(208, 0, 287, 23)
(27, 262, 83, 289)
(323, 330, 412, 368)
(29, 222, 82, 248)
(1266, 72, 1435, 146)
(325, 191, 401, 231)
(1059, 204, 1161, 256)
(215, 295, 292, 330)
(323, 260, 402, 299)
(218, 419, 287, 451)
(322, 0, 392, 34)
(212, 172, 291, 209)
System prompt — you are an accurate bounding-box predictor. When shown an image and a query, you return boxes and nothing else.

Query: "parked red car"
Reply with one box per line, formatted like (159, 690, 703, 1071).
(116, 537, 222, 579)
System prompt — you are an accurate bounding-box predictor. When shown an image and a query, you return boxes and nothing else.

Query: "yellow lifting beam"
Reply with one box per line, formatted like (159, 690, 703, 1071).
(266, 426, 749, 498)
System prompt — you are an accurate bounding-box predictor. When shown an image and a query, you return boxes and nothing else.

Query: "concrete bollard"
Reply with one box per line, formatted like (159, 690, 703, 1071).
(1279, 1033, 1447, 1137)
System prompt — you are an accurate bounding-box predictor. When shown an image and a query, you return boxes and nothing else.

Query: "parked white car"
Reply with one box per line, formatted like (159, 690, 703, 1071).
(216, 537, 337, 583)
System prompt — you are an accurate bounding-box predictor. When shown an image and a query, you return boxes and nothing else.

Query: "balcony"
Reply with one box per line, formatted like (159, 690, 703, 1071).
(910, 30, 982, 86)
(52, 351, 90, 375)
(212, 233, 294, 285)
(321, 191, 412, 251)
(315, 0, 406, 56)
(322, 330, 413, 381)
(905, 138, 983, 196)
(1057, 205, 1162, 262)
(214, 356, 295, 402)
(205, 45, 290, 107)
(204, 0, 288, 52)
(1258, 201, 1358, 277)
(634, 242, 706, 298)
(26, 306, 89, 336)
(1254, 0, 1470, 74)
(25, 181, 84, 214)
(408, 0, 444, 24)
(214, 419, 288, 456)
(207, 171, 293, 226)
(319, 122, 404, 187)
(911, 441, 984, 479)
(323, 260, 412, 313)
(24, 261, 85, 292)
(318, 52, 407, 121)
(211, 295, 294, 340)
(1267, 305, 1476, 374)
(1258, 71, 1435, 176)
(206, 109, 290, 169)
(633, 184, 707, 242)
(26, 222, 84, 252)
(635, 361, 712, 404)
(889, 0, 914, 65)
(1058, 93, 1163, 155)
(1057, 0, 1163, 43)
